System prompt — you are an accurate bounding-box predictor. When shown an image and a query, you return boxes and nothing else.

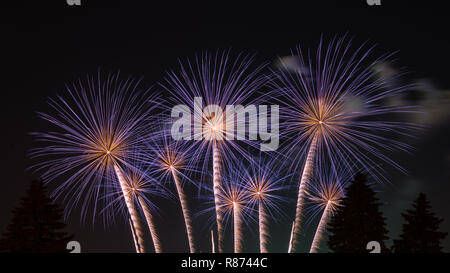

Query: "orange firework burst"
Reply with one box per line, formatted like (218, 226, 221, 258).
(31, 72, 160, 253)
(306, 163, 354, 253)
(139, 131, 198, 252)
(243, 157, 291, 253)
(218, 180, 248, 253)
(271, 37, 417, 252)
(162, 51, 268, 252)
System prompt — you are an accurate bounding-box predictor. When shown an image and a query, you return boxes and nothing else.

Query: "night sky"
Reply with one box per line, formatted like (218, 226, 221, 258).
(1, 1, 449, 252)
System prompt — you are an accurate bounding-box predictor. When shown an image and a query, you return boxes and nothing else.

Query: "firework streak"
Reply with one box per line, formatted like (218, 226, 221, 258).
(212, 141, 225, 253)
(161, 51, 268, 253)
(290, 134, 318, 252)
(233, 202, 243, 253)
(129, 219, 140, 253)
(114, 165, 146, 253)
(310, 202, 333, 253)
(137, 195, 162, 253)
(288, 221, 295, 253)
(171, 169, 196, 253)
(271, 38, 418, 252)
(259, 203, 269, 253)
(211, 230, 215, 253)
(30, 73, 164, 253)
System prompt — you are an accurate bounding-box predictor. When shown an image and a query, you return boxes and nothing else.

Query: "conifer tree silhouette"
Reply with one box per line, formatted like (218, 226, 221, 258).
(0, 179, 73, 252)
(393, 192, 447, 253)
(327, 173, 389, 252)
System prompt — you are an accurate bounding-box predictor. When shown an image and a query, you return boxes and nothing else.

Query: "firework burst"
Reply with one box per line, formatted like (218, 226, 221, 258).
(270, 37, 418, 252)
(139, 130, 199, 252)
(306, 162, 354, 253)
(105, 162, 167, 253)
(218, 178, 249, 253)
(104, 163, 166, 253)
(242, 156, 292, 253)
(161, 51, 268, 252)
(30, 72, 160, 252)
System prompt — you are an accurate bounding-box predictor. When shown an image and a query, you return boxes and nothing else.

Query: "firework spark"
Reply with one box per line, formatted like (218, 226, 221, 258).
(270, 37, 417, 252)
(30, 73, 159, 252)
(161, 51, 268, 252)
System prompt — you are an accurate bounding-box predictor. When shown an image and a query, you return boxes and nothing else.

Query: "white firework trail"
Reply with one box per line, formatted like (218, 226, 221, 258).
(290, 134, 318, 252)
(171, 169, 196, 253)
(137, 195, 162, 253)
(233, 202, 243, 253)
(114, 165, 146, 253)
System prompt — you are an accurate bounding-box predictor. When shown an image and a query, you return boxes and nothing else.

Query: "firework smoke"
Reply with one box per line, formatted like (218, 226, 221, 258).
(271, 37, 417, 251)
(211, 230, 216, 253)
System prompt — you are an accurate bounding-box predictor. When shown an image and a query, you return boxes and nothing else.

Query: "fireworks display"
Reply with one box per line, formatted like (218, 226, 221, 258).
(242, 156, 291, 253)
(30, 38, 417, 253)
(218, 172, 248, 253)
(306, 162, 354, 253)
(139, 130, 198, 252)
(271, 37, 417, 252)
(160, 51, 268, 252)
(30, 73, 161, 252)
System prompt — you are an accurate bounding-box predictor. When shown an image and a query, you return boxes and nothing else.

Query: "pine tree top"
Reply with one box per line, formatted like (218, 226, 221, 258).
(327, 173, 389, 253)
(393, 192, 447, 253)
(0, 179, 73, 253)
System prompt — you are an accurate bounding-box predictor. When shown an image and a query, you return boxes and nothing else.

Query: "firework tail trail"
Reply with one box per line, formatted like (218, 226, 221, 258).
(233, 202, 243, 253)
(259, 203, 269, 253)
(212, 140, 225, 253)
(137, 195, 162, 253)
(211, 230, 215, 253)
(129, 219, 140, 253)
(171, 169, 196, 253)
(288, 221, 295, 253)
(310, 202, 333, 253)
(290, 134, 318, 253)
(114, 165, 145, 253)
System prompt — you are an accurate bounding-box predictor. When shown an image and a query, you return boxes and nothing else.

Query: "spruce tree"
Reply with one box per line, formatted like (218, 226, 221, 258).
(327, 173, 389, 252)
(393, 193, 447, 253)
(0, 179, 73, 252)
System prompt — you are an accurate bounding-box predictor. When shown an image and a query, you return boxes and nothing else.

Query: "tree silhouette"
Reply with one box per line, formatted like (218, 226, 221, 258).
(327, 173, 389, 252)
(0, 179, 73, 252)
(393, 192, 447, 253)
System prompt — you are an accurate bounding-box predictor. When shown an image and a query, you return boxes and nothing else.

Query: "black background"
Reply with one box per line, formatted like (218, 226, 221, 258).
(1, 0, 449, 253)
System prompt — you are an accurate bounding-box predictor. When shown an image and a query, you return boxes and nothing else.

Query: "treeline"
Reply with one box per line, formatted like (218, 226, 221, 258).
(327, 173, 448, 253)
(0, 176, 447, 252)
